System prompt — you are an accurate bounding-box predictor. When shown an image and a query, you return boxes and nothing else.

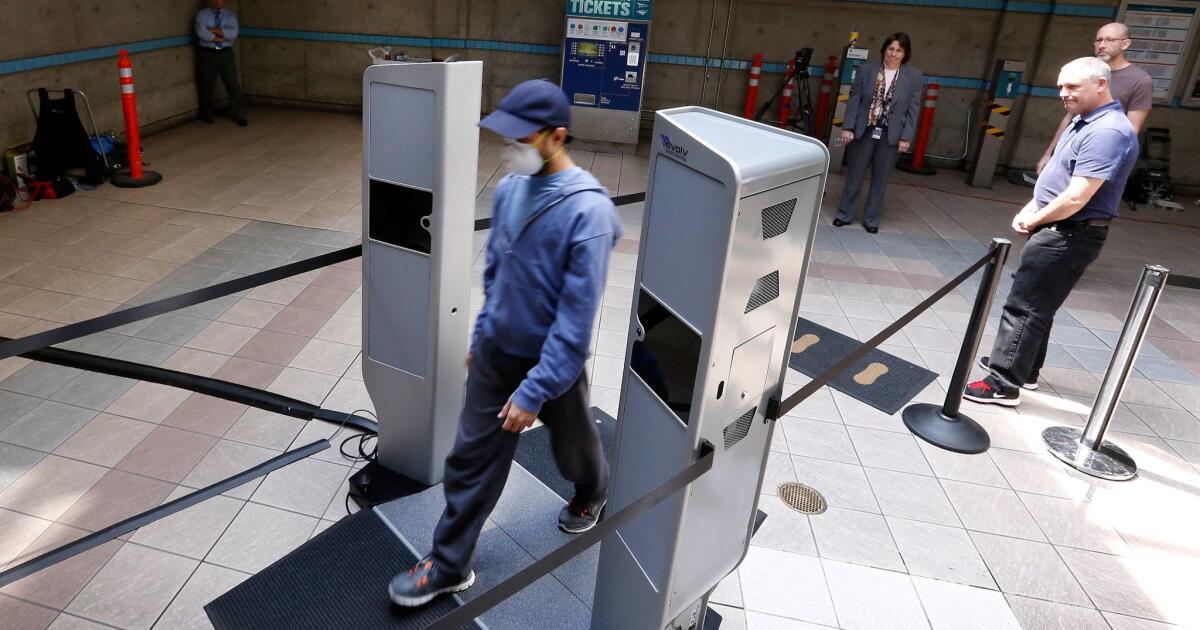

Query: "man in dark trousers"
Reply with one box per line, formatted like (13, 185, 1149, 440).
(194, 0, 247, 126)
(965, 57, 1139, 406)
(389, 79, 622, 606)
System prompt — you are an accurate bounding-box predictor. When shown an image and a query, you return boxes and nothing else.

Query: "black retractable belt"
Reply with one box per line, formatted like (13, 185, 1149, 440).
(1167, 274, 1200, 291)
(472, 191, 646, 232)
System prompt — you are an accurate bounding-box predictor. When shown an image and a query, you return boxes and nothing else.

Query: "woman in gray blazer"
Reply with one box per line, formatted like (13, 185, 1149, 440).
(833, 33, 923, 233)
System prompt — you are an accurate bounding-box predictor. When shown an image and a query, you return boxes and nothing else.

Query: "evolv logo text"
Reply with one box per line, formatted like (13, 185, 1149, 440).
(660, 134, 688, 162)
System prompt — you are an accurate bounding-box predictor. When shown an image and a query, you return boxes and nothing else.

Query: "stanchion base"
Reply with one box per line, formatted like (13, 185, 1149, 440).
(111, 170, 163, 188)
(1042, 426, 1137, 481)
(896, 156, 937, 176)
(902, 403, 990, 454)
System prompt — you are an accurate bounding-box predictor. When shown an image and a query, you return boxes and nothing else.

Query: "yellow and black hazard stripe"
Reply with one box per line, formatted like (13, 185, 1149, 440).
(987, 102, 1012, 116)
(983, 126, 1005, 139)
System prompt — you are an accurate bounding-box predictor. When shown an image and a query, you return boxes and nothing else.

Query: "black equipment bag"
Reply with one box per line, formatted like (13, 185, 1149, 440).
(30, 89, 106, 185)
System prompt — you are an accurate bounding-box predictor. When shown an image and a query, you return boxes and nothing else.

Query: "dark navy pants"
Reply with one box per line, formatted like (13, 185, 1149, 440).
(430, 337, 609, 578)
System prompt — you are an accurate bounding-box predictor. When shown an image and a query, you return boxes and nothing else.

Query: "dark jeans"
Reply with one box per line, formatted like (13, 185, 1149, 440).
(430, 337, 609, 577)
(196, 47, 247, 121)
(987, 222, 1109, 390)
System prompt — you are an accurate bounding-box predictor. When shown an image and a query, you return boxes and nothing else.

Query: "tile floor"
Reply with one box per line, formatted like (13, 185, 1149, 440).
(1, 107, 1200, 629)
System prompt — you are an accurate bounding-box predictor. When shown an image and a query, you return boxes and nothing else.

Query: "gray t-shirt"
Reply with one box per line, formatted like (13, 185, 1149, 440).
(1110, 64, 1153, 113)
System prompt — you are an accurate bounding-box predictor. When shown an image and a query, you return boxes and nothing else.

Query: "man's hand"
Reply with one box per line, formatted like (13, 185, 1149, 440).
(464, 352, 473, 369)
(1011, 211, 1036, 235)
(1036, 152, 1051, 175)
(840, 130, 855, 145)
(898, 140, 911, 154)
(498, 397, 536, 433)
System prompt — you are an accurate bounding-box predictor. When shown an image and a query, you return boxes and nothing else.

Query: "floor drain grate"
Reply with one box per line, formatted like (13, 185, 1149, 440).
(778, 482, 827, 515)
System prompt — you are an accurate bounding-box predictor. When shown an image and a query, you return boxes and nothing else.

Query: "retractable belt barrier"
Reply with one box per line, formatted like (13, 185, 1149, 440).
(415, 238, 1010, 629)
(1166, 273, 1200, 291)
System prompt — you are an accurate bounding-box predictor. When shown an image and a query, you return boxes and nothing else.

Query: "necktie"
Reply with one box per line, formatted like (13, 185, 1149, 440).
(213, 11, 222, 49)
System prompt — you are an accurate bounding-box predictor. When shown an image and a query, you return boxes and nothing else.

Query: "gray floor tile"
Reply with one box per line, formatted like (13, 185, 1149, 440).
(0, 363, 83, 399)
(1004, 594, 1110, 630)
(66, 543, 198, 630)
(780, 418, 858, 464)
(752, 493, 818, 556)
(912, 576, 1021, 630)
(0, 391, 41, 433)
(789, 456, 878, 513)
(710, 568, 743, 607)
(107, 337, 179, 366)
(49, 372, 137, 412)
(1058, 546, 1200, 625)
(0, 401, 97, 453)
(847, 426, 934, 476)
(0, 442, 44, 493)
(941, 480, 1046, 541)
(822, 559, 929, 630)
(988, 448, 1094, 501)
(206, 502, 317, 574)
(810, 507, 904, 571)
(152, 562, 250, 630)
(739, 546, 837, 626)
(181, 439, 279, 500)
(131, 486, 243, 560)
(887, 517, 996, 589)
(47, 614, 111, 629)
(969, 531, 1090, 607)
(136, 313, 211, 346)
(866, 468, 960, 527)
(1018, 493, 1131, 555)
(249, 456, 349, 517)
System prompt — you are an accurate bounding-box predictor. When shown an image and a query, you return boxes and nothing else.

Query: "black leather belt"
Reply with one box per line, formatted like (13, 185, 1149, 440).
(1047, 218, 1111, 232)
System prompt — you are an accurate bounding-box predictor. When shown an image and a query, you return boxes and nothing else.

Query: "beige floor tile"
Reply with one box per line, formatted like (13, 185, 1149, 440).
(1, 523, 122, 609)
(313, 313, 361, 346)
(56, 468, 174, 531)
(0, 594, 57, 629)
(115, 425, 218, 483)
(153, 562, 251, 630)
(130, 486, 243, 560)
(53, 413, 156, 467)
(0, 508, 53, 568)
(105, 382, 192, 423)
(117, 259, 182, 283)
(45, 296, 122, 325)
(250, 457, 349, 517)
(866, 468, 960, 527)
(1, 289, 76, 319)
(941, 480, 1047, 542)
(43, 270, 110, 296)
(0, 455, 108, 521)
(160, 346, 230, 377)
(84, 276, 152, 303)
(810, 507, 904, 571)
(217, 298, 284, 328)
(222, 408, 307, 452)
(180, 439, 279, 499)
(184, 321, 259, 355)
(288, 338, 361, 376)
(206, 502, 317, 574)
(267, 367, 338, 405)
(887, 517, 996, 589)
(789, 455, 879, 513)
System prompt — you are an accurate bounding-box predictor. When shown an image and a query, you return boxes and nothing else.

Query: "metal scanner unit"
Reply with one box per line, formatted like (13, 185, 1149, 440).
(592, 107, 829, 629)
(361, 60, 482, 485)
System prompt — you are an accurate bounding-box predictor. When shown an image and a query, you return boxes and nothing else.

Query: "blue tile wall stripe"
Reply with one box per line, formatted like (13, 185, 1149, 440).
(0, 35, 191, 76)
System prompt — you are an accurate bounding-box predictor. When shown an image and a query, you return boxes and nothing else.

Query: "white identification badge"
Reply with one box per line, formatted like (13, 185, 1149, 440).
(871, 127, 883, 140)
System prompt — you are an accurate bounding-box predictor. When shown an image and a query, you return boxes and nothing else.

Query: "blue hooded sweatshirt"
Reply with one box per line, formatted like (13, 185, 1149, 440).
(472, 167, 623, 413)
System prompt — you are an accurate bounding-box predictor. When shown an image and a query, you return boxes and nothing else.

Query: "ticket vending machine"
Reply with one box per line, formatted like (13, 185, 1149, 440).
(969, 59, 1024, 188)
(827, 32, 869, 171)
(561, 0, 653, 148)
(591, 107, 828, 629)
(360, 61, 482, 485)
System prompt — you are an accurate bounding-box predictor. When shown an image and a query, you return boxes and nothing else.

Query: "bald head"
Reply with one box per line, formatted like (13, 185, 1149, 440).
(1094, 23, 1132, 66)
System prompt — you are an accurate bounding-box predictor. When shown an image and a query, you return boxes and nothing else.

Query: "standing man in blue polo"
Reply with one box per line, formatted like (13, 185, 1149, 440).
(389, 79, 622, 606)
(965, 57, 1138, 406)
(194, 0, 248, 126)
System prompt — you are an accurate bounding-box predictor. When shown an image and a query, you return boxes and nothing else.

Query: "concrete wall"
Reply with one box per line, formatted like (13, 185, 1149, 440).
(0, 1, 231, 158)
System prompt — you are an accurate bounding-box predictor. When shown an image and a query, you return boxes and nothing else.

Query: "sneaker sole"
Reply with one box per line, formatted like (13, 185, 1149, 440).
(977, 358, 1039, 391)
(963, 392, 1020, 407)
(559, 499, 607, 534)
(388, 571, 475, 607)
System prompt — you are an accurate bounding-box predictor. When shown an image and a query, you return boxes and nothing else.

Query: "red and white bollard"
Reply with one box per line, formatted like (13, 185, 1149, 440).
(743, 53, 762, 119)
(111, 49, 162, 188)
(813, 56, 837, 140)
(777, 59, 795, 127)
(897, 82, 940, 175)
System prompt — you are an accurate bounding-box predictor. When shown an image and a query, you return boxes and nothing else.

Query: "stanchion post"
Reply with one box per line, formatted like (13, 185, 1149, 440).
(902, 238, 1011, 453)
(1042, 264, 1170, 481)
(743, 53, 763, 119)
(112, 49, 162, 188)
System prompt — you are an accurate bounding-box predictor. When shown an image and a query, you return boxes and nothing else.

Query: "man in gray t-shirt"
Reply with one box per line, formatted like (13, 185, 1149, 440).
(1037, 22, 1152, 173)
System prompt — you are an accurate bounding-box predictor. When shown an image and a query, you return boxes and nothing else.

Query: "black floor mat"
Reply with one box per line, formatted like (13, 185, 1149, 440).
(514, 407, 618, 502)
(205, 510, 477, 630)
(789, 317, 938, 415)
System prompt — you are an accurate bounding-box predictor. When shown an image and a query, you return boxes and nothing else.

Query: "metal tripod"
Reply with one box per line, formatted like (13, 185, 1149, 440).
(755, 49, 815, 136)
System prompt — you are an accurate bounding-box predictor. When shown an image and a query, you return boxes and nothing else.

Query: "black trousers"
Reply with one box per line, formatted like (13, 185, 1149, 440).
(430, 337, 609, 577)
(195, 47, 247, 121)
(835, 129, 899, 229)
(988, 222, 1109, 390)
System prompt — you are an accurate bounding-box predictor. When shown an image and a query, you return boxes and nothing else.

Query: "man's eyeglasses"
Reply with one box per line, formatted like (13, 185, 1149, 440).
(1094, 37, 1129, 44)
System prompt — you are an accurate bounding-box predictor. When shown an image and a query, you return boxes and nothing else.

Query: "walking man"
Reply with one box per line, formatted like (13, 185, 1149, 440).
(965, 57, 1139, 406)
(388, 79, 621, 606)
(195, 0, 248, 126)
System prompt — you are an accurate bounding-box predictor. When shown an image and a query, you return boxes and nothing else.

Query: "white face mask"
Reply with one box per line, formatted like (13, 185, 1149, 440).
(502, 131, 551, 176)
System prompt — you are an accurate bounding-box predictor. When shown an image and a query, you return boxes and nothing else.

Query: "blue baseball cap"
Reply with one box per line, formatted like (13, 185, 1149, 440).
(479, 79, 571, 139)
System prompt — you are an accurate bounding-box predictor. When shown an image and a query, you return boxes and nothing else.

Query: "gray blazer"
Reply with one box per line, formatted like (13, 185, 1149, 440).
(842, 62, 924, 146)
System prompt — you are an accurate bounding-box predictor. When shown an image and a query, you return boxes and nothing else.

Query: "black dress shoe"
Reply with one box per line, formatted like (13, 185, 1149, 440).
(832, 218, 851, 227)
(864, 225, 879, 234)
(199, 115, 215, 124)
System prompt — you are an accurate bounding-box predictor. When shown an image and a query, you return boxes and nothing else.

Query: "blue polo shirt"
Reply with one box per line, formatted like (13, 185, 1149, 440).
(1034, 100, 1138, 221)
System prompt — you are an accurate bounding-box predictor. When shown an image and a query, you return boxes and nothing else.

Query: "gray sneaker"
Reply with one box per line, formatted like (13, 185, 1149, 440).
(978, 357, 1039, 391)
(559, 496, 607, 534)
